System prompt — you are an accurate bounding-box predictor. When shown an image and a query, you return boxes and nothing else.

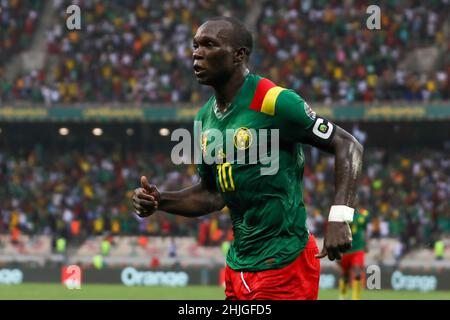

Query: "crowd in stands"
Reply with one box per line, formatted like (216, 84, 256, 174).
(1, 0, 248, 104)
(0, 0, 43, 65)
(0, 145, 448, 253)
(0, 0, 448, 104)
(254, 0, 449, 103)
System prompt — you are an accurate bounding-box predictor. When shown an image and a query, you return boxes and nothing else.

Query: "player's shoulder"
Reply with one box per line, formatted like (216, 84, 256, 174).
(248, 73, 308, 115)
(252, 74, 304, 99)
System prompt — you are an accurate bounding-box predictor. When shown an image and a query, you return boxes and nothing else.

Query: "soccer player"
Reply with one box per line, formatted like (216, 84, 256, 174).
(338, 208, 370, 300)
(132, 17, 364, 300)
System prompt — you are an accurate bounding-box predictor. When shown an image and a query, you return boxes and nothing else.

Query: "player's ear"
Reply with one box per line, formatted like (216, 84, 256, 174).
(234, 47, 247, 64)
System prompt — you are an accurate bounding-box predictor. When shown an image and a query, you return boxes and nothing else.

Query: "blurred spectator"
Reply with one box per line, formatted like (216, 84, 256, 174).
(0, 0, 43, 66)
(168, 237, 177, 258)
(434, 238, 445, 260)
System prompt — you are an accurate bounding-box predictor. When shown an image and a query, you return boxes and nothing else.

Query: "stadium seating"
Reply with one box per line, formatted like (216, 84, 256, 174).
(254, 0, 449, 103)
(0, 1, 43, 67)
(1, 0, 448, 104)
(3, 233, 449, 268)
(0, 146, 448, 266)
(0, 149, 450, 247)
(0, 235, 51, 255)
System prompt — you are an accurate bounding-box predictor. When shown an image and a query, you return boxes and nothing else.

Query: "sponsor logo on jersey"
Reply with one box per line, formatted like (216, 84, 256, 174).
(233, 127, 253, 150)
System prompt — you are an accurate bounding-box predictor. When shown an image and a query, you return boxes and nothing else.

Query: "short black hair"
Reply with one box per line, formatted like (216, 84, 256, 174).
(207, 16, 253, 58)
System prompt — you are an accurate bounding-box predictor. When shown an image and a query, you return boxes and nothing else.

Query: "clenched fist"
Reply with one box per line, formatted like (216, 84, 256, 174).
(315, 221, 352, 261)
(131, 176, 161, 218)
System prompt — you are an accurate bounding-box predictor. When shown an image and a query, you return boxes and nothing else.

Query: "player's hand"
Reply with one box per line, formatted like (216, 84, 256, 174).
(131, 176, 161, 218)
(315, 222, 352, 261)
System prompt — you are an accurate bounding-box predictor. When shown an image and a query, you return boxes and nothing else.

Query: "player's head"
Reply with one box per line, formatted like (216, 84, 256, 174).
(192, 16, 253, 85)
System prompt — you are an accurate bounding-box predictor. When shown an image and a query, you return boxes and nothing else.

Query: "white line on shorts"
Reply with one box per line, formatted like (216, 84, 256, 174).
(240, 271, 251, 293)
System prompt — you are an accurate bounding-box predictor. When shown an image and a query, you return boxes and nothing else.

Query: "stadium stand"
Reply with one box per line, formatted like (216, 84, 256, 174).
(0, 0, 448, 104)
(0, 0, 43, 66)
(254, 0, 449, 103)
(0, 145, 449, 267)
(1, 0, 250, 104)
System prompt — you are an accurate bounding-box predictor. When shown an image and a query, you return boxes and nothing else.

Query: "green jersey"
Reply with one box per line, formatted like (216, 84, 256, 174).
(348, 209, 369, 253)
(195, 73, 335, 272)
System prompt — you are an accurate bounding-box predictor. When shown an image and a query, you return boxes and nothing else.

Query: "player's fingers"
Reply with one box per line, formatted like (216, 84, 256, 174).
(327, 246, 338, 261)
(133, 205, 145, 216)
(131, 193, 140, 205)
(134, 209, 151, 218)
(339, 242, 352, 252)
(137, 193, 155, 201)
(331, 244, 344, 260)
(315, 247, 328, 259)
(136, 198, 155, 209)
(141, 176, 157, 193)
(133, 200, 146, 210)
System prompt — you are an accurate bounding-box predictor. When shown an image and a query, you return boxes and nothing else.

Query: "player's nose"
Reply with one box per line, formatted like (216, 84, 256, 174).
(192, 48, 204, 61)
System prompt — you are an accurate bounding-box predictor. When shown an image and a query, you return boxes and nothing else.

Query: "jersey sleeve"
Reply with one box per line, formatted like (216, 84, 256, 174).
(273, 89, 335, 146)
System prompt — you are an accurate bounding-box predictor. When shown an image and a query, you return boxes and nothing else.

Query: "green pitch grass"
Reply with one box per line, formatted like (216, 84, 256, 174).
(1, 284, 450, 300)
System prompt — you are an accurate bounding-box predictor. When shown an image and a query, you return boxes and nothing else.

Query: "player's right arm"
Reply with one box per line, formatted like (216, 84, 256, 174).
(132, 176, 225, 218)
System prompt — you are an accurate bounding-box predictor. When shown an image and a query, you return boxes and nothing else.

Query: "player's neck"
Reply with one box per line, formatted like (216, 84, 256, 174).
(213, 67, 249, 111)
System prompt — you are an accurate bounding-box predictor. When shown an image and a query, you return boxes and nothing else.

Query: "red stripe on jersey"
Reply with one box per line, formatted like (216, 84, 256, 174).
(249, 78, 277, 112)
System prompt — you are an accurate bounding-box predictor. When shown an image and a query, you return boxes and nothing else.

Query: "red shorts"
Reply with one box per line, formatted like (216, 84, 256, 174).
(341, 250, 365, 274)
(225, 234, 320, 300)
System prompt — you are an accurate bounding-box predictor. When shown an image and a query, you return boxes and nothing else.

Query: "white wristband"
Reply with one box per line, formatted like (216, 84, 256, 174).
(328, 205, 354, 223)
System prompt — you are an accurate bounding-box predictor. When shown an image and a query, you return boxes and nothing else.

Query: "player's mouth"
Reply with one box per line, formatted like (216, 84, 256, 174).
(193, 64, 207, 76)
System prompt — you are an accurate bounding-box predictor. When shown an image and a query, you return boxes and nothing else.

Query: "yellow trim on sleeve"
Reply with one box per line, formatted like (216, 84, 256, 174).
(260, 86, 285, 116)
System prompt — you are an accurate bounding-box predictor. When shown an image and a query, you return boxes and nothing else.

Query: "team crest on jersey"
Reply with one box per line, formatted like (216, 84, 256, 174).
(233, 127, 253, 150)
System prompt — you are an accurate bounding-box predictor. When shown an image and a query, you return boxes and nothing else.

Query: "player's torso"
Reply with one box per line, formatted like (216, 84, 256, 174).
(196, 74, 310, 271)
(198, 76, 304, 214)
(348, 211, 368, 253)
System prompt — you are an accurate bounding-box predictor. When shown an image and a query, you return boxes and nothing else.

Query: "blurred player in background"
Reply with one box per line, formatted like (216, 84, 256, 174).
(132, 17, 364, 300)
(338, 208, 370, 300)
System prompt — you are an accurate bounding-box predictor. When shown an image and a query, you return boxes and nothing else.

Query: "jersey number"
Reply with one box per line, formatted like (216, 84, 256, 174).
(217, 163, 235, 192)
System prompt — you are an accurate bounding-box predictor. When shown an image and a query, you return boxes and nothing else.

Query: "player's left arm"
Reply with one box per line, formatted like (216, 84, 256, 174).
(273, 90, 364, 261)
(303, 119, 364, 261)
